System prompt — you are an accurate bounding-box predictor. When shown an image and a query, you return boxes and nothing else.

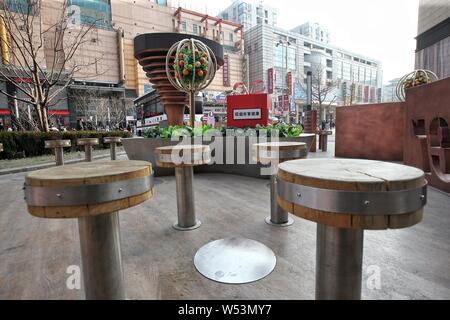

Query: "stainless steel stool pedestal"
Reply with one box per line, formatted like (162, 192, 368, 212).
(155, 144, 210, 231)
(45, 140, 71, 166)
(173, 166, 201, 231)
(77, 138, 99, 162)
(315, 224, 363, 300)
(78, 212, 126, 300)
(276, 159, 427, 300)
(23, 160, 155, 300)
(253, 142, 307, 227)
(266, 175, 294, 227)
(104, 137, 122, 161)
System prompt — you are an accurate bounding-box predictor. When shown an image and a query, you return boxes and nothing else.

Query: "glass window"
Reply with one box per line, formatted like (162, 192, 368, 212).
(5, 0, 32, 14)
(181, 21, 186, 32)
(335, 61, 343, 79)
(68, 0, 112, 29)
(287, 46, 296, 70)
(193, 24, 198, 35)
(342, 62, 351, 81)
(256, 6, 263, 16)
(229, 32, 234, 42)
(257, 17, 262, 24)
(326, 71, 332, 80)
(155, 0, 167, 5)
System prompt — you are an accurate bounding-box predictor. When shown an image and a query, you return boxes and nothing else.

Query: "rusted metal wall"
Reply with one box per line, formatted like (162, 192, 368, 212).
(404, 77, 450, 193)
(335, 102, 405, 161)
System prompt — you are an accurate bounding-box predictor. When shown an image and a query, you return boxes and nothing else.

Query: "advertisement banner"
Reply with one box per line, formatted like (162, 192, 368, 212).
(287, 72, 293, 96)
(223, 55, 230, 87)
(268, 68, 274, 94)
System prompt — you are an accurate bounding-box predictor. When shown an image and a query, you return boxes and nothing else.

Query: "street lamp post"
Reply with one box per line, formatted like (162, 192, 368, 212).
(276, 40, 291, 124)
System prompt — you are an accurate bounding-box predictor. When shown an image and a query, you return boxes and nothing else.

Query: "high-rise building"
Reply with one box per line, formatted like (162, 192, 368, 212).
(415, 0, 450, 79)
(291, 22, 330, 44)
(244, 24, 383, 116)
(218, 0, 277, 31)
(382, 78, 402, 103)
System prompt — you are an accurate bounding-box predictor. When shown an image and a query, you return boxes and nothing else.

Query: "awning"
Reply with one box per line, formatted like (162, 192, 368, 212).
(48, 110, 70, 116)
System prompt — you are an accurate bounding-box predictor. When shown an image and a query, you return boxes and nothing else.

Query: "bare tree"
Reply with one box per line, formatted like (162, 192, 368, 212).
(302, 63, 337, 124)
(69, 88, 133, 130)
(0, 0, 99, 131)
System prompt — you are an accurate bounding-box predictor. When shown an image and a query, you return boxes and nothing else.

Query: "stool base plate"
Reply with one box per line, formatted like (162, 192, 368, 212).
(265, 216, 294, 227)
(194, 237, 276, 284)
(173, 220, 202, 231)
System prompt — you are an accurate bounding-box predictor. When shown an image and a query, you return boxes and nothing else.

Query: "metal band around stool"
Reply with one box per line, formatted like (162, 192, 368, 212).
(157, 152, 209, 164)
(258, 149, 306, 160)
(277, 179, 427, 215)
(24, 175, 154, 207)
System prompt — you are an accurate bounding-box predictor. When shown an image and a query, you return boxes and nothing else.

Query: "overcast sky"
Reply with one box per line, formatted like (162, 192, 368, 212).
(175, 0, 420, 85)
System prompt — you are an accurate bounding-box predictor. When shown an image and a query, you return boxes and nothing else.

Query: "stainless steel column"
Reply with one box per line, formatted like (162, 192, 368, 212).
(265, 175, 294, 227)
(55, 147, 64, 166)
(173, 166, 201, 231)
(78, 212, 125, 300)
(316, 224, 364, 300)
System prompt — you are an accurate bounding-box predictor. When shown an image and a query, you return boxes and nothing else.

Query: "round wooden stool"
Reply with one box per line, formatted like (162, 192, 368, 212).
(155, 144, 210, 231)
(253, 142, 307, 227)
(103, 137, 122, 160)
(23, 160, 154, 299)
(277, 159, 427, 300)
(45, 140, 71, 166)
(77, 138, 99, 162)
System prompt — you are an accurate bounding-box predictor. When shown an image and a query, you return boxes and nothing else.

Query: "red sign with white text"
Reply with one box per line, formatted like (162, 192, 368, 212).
(227, 93, 271, 128)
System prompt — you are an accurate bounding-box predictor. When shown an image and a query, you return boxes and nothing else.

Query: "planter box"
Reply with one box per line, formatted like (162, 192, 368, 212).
(122, 133, 315, 178)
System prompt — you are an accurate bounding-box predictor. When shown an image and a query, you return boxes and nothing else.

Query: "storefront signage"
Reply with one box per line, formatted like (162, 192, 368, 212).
(144, 114, 167, 126)
(233, 108, 262, 120)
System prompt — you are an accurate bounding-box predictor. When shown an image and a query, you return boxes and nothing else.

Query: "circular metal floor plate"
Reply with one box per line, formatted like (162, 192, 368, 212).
(194, 237, 277, 284)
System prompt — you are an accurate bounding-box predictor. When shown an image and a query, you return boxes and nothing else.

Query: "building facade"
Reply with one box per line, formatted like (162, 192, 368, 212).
(290, 22, 330, 44)
(244, 24, 383, 118)
(218, 0, 277, 31)
(382, 78, 401, 103)
(0, 0, 245, 129)
(415, 0, 450, 79)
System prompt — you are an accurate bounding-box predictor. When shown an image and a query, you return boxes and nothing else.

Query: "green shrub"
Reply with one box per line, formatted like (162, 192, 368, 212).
(143, 124, 303, 139)
(0, 131, 132, 160)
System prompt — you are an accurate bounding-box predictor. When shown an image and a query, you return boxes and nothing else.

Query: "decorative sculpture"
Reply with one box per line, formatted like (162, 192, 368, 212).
(166, 38, 217, 127)
(396, 69, 438, 101)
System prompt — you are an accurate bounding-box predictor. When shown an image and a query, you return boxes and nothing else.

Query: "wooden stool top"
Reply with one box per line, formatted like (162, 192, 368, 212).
(155, 144, 210, 168)
(77, 138, 99, 146)
(253, 142, 307, 163)
(24, 160, 153, 219)
(277, 159, 427, 230)
(104, 137, 122, 144)
(45, 140, 71, 149)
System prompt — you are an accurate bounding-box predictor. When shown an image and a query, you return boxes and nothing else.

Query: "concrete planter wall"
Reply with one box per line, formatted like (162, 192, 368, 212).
(122, 133, 315, 178)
